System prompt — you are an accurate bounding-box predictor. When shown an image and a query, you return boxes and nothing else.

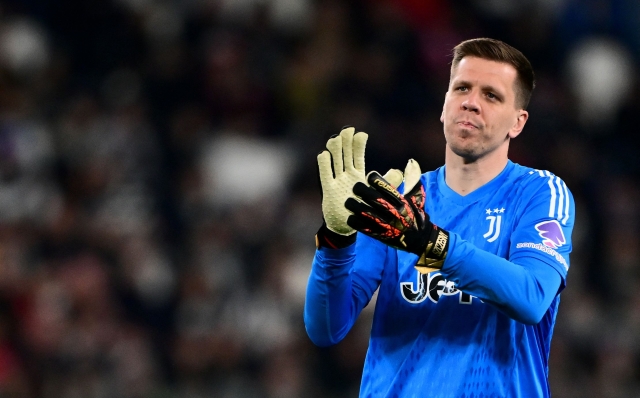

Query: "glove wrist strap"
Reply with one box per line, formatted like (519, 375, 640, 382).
(316, 223, 357, 249)
(415, 226, 449, 274)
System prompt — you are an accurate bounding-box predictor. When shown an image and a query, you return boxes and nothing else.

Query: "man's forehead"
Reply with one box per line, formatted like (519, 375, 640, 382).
(450, 56, 518, 87)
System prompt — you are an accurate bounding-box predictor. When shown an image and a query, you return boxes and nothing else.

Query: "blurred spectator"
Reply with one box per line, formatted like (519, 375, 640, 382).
(0, 0, 637, 397)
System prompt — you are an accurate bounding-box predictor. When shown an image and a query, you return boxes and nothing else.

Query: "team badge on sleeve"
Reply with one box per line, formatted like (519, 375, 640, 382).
(515, 219, 569, 271)
(535, 220, 566, 249)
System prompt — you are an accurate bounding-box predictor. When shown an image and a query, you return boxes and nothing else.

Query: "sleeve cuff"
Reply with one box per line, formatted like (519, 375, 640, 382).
(315, 223, 357, 249)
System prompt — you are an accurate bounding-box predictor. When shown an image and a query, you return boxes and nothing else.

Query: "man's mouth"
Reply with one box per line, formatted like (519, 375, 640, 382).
(457, 121, 477, 129)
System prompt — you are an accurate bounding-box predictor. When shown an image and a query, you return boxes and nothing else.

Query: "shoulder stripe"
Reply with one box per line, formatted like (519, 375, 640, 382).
(545, 171, 557, 218)
(555, 176, 564, 222)
(534, 169, 571, 224)
(562, 180, 570, 225)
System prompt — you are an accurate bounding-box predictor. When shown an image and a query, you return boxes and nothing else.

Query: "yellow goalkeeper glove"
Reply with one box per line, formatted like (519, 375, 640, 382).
(317, 126, 368, 237)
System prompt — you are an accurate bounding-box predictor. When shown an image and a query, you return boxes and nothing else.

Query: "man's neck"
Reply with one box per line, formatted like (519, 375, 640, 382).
(444, 146, 509, 196)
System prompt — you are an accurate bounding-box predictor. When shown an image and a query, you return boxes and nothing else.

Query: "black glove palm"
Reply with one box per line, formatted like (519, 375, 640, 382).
(345, 160, 449, 274)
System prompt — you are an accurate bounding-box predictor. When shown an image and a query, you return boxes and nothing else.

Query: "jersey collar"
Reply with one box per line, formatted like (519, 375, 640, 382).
(437, 160, 515, 206)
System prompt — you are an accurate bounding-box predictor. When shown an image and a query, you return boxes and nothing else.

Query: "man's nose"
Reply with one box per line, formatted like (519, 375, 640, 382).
(461, 93, 480, 113)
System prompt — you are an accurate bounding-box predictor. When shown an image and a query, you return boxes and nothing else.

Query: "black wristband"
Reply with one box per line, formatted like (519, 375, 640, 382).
(315, 223, 357, 249)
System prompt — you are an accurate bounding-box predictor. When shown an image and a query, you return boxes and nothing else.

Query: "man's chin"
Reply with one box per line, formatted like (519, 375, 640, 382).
(450, 145, 480, 163)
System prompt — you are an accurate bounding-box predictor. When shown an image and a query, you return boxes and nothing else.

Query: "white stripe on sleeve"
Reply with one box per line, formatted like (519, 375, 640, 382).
(554, 176, 564, 221)
(545, 171, 557, 218)
(562, 180, 570, 225)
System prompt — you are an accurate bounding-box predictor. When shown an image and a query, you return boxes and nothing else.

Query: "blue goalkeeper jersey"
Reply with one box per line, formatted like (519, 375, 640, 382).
(305, 160, 575, 398)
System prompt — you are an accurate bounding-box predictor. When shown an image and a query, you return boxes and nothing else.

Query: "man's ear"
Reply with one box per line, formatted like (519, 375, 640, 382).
(508, 110, 528, 139)
(440, 90, 449, 123)
(440, 96, 447, 123)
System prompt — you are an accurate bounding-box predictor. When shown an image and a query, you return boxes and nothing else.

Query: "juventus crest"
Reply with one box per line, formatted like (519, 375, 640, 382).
(484, 207, 505, 242)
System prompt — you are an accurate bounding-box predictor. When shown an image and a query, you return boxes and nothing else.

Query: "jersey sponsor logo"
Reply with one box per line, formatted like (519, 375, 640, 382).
(401, 271, 476, 304)
(483, 208, 504, 242)
(535, 220, 566, 249)
(515, 242, 569, 271)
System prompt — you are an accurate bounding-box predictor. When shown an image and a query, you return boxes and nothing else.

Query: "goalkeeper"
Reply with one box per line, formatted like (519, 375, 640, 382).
(304, 38, 574, 398)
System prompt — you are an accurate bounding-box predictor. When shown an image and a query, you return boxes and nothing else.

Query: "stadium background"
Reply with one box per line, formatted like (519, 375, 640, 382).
(0, 0, 637, 396)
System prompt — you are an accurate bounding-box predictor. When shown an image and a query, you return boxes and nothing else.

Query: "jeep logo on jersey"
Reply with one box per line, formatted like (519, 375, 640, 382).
(401, 271, 475, 305)
(535, 220, 566, 249)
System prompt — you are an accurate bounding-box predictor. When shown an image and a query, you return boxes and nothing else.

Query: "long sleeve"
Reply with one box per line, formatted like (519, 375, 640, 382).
(304, 233, 387, 346)
(440, 233, 562, 324)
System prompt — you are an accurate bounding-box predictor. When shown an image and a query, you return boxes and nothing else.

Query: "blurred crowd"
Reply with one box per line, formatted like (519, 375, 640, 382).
(0, 0, 638, 397)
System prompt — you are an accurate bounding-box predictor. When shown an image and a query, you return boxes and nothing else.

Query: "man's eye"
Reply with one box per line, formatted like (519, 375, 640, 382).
(456, 86, 468, 92)
(487, 92, 497, 100)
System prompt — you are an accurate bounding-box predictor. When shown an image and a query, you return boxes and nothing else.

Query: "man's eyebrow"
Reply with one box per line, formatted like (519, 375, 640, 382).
(453, 79, 505, 96)
(452, 79, 472, 87)
(480, 84, 504, 95)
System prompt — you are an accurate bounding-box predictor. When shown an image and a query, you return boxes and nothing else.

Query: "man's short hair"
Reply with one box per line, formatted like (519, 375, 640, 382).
(451, 38, 536, 110)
